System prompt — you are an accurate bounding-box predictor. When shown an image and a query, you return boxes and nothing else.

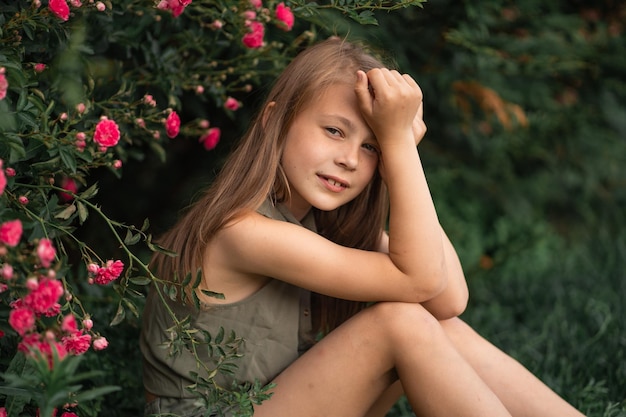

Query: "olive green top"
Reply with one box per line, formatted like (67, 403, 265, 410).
(140, 199, 316, 401)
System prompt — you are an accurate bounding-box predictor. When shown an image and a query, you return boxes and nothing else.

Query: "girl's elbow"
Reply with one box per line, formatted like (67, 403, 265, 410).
(413, 266, 448, 301)
(441, 286, 470, 319)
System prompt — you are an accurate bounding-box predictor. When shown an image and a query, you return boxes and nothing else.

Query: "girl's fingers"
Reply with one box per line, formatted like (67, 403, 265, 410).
(354, 70, 374, 115)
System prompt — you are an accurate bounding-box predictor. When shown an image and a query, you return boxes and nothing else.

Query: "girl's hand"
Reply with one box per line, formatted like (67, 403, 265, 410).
(413, 100, 426, 146)
(355, 68, 423, 148)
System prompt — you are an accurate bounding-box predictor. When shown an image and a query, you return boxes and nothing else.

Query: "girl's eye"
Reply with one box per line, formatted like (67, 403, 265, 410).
(325, 127, 342, 137)
(362, 143, 379, 154)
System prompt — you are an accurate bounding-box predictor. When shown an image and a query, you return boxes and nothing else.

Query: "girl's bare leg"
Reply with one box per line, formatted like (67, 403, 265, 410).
(363, 316, 586, 417)
(439, 317, 585, 417)
(364, 381, 404, 417)
(254, 302, 511, 417)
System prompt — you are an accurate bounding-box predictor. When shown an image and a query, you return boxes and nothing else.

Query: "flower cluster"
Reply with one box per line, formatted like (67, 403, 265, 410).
(157, 0, 192, 17)
(87, 260, 124, 285)
(241, 0, 295, 48)
(1, 232, 111, 369)
(48, 0, 107, 21)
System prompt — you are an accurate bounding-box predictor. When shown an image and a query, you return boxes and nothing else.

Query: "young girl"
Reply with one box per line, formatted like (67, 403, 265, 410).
(140, 38, 585, 417)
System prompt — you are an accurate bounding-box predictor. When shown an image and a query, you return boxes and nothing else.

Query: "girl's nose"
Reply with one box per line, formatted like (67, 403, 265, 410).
(335, 143, 359, 171)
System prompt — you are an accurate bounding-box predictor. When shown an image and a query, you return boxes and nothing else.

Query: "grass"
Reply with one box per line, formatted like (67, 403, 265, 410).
(388, 227, 626, 417)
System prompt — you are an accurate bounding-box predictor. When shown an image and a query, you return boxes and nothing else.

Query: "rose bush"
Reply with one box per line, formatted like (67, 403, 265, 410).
(0, 0, 426, 415)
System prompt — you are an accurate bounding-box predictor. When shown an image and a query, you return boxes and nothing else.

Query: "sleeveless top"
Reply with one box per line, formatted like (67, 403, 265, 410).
(140, 199, 317, 405)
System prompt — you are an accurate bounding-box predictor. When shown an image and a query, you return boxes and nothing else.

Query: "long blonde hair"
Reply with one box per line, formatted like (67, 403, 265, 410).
(153, 38, 391, 332)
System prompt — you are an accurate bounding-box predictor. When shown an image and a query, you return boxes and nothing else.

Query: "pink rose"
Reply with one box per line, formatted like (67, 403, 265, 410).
(70, 0, 82, 7)
(37, 238, 56, 267)
(61, 412, 79, 417)
(34, 63, 46, 73)
(250, 0, 262, 8)
(0, 407, 6, 417)
(165, 111, 181, 138)
(61, 314, 78, 333)
(0, 71, 8, 101)
(82, 318, 93, 330)
(93, 118, 120, 148)
(23, 277, 64, 316)
(59, 177, 78, 202)
(0, 219, 23, 247)
(49, 0, 70, 21)
(1, 264, 13, 280)
(243, 10, 256, 20)
(92, 260, 124, 285)
(275, 2, 294, 31)
(62, 331, 92, 355)
(93, 336, 109, 351)
(9, 307, 35, 336)
(0, 166, 6, 196)
(158, 0, 191, 17)
(224, 97, 240, 111)
(143, 94, 156, 107)
(242, 21, 264, 48)
(199, 127, 221, 151)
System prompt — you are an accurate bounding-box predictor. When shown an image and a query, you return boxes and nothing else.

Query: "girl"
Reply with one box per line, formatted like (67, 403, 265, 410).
(140, 38, 585, 417)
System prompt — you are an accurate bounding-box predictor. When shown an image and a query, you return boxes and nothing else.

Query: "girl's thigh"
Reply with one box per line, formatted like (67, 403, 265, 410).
(253, 302, 436, 417)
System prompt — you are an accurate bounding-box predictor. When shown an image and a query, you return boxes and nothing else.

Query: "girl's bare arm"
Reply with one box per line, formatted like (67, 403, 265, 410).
(377, 230, 469, 319)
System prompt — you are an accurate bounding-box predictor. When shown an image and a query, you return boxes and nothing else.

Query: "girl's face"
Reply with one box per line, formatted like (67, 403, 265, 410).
(281, 83, 380, 220)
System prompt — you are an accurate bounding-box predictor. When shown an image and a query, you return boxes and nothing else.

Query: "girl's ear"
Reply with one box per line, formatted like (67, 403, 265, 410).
(262, 101, 276, 128)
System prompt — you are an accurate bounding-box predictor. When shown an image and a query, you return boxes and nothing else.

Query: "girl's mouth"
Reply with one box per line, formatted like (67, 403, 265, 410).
(318, 175, 348, 192)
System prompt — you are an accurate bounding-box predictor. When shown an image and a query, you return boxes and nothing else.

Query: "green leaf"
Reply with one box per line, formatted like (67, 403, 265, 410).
(79, 182, 99, 200)
(55, 204, 77, 220)
(168, 284, 178, 301)
(77, 201, 88, 224)
(123, 297, 139, 317)
(0, 353, 32, 417)
(201, 289, 225, 300)
(110, 303, 126, 326)
(215, 326, 225, 344)
(146, 239, 177, 257)
(16, 111, 39, 130)
(129, 276, 152, 286)
(71, 385, 121, 403)
(59, 146, 77, 173)
(181, 271, 193, 286)
(124, 229, 141, 246)
(192, 269, 202, 288)
(192, 289, 201, 309)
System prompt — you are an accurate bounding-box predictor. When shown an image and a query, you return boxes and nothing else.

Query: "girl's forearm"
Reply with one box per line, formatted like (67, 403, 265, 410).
(384, 145, 447, 299)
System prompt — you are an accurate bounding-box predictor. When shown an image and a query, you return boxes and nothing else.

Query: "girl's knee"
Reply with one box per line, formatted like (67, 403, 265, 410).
(367, 302, 442, 340)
